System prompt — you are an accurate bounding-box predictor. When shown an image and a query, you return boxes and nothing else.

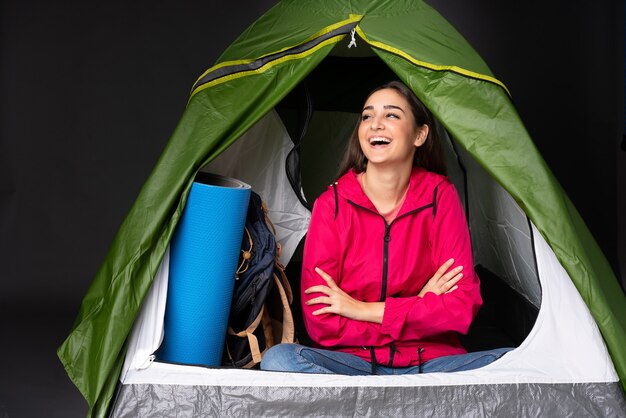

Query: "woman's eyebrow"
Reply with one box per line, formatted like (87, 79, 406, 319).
(362, 105, 405, 112)
(384, 105, 405, 112)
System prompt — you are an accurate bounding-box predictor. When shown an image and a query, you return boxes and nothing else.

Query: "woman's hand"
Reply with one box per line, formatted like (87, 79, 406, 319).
(305, 267, 384, 323)
(418, 258, 463, 297)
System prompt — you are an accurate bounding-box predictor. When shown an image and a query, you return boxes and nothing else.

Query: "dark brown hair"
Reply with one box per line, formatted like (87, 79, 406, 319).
(337, 81, 447, 177)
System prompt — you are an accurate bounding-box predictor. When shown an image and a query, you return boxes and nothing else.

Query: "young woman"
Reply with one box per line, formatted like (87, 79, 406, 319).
(261, 81, 511, 375)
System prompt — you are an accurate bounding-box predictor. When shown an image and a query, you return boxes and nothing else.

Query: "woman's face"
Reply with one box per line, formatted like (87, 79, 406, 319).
(358, 88, 428, 169)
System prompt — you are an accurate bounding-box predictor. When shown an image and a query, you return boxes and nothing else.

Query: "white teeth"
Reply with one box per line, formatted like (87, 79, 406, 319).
(369, 137, 391, 145)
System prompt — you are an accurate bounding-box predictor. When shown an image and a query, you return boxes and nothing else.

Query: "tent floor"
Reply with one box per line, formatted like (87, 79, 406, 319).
(111, 381, 626, 417)
(3, 260, 533, 418)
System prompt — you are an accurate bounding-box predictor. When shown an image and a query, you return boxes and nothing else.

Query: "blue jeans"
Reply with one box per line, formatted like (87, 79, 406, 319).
(260, 344, 513, 375)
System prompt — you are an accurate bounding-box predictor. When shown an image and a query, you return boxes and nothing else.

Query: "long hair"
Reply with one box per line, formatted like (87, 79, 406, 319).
(337, 81, 447, 177)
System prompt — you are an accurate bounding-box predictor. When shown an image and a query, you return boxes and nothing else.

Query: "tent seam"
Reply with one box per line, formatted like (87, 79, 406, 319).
(190, 16, 363, 97)
(354, 26, 511, 96)
(189, 35, 343, 101)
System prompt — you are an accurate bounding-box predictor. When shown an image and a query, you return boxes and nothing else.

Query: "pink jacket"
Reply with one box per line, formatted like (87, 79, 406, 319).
(301, 167, 482, 367)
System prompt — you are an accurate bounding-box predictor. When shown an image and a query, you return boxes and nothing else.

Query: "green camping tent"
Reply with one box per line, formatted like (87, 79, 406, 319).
(58, 1, 626, 416)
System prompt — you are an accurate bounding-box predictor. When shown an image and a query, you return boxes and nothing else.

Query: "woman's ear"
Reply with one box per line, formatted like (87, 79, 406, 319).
(414, 124, 429, 147)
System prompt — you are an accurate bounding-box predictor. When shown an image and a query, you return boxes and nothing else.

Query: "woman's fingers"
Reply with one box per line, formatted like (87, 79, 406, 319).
(315, 267, 338, 288)
(433, 258, 455, 279)
(304, 285, 332, 295)
(305, 267, 339, 295)
(306, 296, 331, 306)
(312, 306, 333, 316)
(440, 265, 463, 283)
(444, 273, 463, 290)
(306, 291, 344, 316)
(419, 260, 466, 297)
(445, 285, 459, 294)
(315, 266, 332, 280)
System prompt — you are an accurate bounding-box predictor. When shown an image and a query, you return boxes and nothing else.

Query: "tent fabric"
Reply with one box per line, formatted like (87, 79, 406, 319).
(110, 383, 626, 418)
(454, 138, 541, 308)
(57, 1, 626, 416)
(58, 26, 333, 418)
(202, 110, 311, 266)
(121, 109, 308, 377)
(118, 216, 618, 388)
(112, 111, 625, 414)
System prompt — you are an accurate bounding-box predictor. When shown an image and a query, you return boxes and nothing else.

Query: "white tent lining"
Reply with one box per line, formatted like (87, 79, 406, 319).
(120, 111, 618, 388)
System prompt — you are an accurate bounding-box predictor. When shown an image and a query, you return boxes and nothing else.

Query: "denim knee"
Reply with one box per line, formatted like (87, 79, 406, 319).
(260, 343, 300, 371)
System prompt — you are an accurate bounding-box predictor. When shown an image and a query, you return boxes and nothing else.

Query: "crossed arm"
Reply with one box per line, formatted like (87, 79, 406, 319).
(301, 182, 480, 346)
(304, 258, 464, 324)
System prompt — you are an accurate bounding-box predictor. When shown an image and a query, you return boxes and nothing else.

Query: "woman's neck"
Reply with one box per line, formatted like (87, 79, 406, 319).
(361, 164, 412, 210)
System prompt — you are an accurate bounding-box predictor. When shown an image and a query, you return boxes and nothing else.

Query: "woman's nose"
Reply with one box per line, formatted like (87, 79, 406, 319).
(370, 116, 384, 130)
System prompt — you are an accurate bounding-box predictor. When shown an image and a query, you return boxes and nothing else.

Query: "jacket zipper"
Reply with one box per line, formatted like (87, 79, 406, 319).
(381, 222, 391, 301)
(348, 201, 435, 302)
(340, 183, 441, 369)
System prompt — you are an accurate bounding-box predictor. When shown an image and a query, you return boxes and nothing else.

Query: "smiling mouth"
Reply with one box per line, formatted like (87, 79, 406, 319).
(369, 137, 391, 146)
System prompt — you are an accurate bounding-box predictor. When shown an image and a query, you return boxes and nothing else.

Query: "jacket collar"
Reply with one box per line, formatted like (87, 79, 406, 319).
(335, 167, 443, 215)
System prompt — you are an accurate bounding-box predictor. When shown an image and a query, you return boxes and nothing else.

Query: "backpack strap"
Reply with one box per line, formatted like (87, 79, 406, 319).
(261, 202, 283, 259)
(273, 269, 295, 343)
(261, 201, 276, 234)
(261, 306, 274, 347)
(228, 305, 266, 365)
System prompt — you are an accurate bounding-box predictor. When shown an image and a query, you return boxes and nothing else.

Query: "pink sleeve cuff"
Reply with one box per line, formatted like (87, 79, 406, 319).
(380, 297, 409, 339)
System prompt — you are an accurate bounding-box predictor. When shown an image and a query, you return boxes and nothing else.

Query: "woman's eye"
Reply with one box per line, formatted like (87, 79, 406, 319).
(386, 113, 400, 119)
(361, 114, 371, 121)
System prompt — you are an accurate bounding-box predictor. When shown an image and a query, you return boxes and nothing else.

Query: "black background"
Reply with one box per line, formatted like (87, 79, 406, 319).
(1, 1, 623, 416)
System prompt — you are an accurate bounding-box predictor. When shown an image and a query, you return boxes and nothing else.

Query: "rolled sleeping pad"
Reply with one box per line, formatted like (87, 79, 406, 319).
(158, 172, 251, 366)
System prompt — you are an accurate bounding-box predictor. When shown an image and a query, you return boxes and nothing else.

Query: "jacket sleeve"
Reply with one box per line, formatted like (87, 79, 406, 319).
(380, 181, 482, 341)
(302, 194, 396, 348)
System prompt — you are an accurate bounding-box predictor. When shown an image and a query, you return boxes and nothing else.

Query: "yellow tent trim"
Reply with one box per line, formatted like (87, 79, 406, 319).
(191, 15, 363, 93)
(189, 35, 345, 100)
(355, 26, 511, 96)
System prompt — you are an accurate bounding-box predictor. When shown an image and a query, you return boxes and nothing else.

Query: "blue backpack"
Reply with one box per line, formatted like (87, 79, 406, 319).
(224, 191, 295, 368)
